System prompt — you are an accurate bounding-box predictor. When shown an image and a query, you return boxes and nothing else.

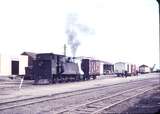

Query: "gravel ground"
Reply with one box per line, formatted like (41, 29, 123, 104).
(0, 81, 144, 114)
(0, 73, 159, 114)
(0, 73, 159, 102)
(0, 78, 159, 114)
(102, 87, 160, 114)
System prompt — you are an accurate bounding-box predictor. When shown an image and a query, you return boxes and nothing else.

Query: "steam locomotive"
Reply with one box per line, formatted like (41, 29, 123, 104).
(25, 53, 101, 84)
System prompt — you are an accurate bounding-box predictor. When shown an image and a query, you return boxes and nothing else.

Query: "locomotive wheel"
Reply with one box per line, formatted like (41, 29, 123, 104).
(83, 76, 86, 81)
(76, 75, 80, 81)
(34, 78, 39, 85)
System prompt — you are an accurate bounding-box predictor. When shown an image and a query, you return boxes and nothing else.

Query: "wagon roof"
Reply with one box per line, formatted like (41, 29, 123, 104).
(74, 56, 113, 64)
(139, 64, 149, 67)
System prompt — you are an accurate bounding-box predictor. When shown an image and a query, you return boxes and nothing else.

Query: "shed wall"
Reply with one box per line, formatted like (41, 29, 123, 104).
(0, 55, 28, 76)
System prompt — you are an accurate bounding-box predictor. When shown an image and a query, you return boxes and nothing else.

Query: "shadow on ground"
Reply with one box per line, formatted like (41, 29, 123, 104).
(122, 88, 160, 114)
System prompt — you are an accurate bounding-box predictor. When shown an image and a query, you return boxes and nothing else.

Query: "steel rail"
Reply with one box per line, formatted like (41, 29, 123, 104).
(0, 77, 158, 111)
(56, 85, 159, 114)
(0, 77, 157, 104)
(91, 86, 159, 114)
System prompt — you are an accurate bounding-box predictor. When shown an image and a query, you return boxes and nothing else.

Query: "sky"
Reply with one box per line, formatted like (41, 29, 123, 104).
(0, 0, 159, 67)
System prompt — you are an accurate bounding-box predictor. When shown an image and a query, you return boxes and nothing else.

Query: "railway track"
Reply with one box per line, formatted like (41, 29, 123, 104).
(0, 77, 158, 113)
(0, 83, 32, 91)
(56, 85, 159, 114)
(0, 79, 33, 90)
(0, 75, 157, 91)
(0, 81, 33, 86)
(0, 76, 157, 90)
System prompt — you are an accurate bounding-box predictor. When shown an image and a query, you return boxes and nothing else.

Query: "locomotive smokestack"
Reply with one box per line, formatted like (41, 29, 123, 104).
(64, 44, 66, 57)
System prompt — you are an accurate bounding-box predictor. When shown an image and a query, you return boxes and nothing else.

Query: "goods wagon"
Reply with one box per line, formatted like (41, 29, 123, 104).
(139, 65, 150, 74)
(114, 62, 126, 76)
(81, 59, 100, 80)
(126, 64, 138, 76)
(103, 63, 114, 75)
(114, 62, 138, 77)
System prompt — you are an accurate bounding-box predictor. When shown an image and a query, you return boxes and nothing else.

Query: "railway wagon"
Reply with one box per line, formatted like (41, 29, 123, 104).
(114, 62, 126, 76)
(81, 59, 100, 80)
(139, 65, 150, 74)
(126, 64, 138, 76)
(114, 62, 138, 77)
(103, 63, 114, 75)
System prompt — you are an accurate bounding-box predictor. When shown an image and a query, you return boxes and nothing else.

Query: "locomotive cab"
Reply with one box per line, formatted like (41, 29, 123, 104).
(33, 53, 64, 84)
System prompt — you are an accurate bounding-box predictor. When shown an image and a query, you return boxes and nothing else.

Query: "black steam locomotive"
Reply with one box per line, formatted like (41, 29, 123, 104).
(25, 53, 101, 84)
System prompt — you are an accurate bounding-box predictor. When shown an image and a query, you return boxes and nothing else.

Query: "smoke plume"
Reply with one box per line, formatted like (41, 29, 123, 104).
(66, 13, 94, 57)
(66, 28, 80, 57)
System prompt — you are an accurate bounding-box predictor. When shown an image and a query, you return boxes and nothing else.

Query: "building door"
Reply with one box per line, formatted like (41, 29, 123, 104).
(11, 61, 19, 75)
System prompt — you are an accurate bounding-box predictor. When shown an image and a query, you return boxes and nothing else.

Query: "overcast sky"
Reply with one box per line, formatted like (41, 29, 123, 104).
(0, 0, 159, 67)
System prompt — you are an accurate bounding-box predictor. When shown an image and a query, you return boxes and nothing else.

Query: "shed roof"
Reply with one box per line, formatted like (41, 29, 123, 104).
(21, 52, 37, 59)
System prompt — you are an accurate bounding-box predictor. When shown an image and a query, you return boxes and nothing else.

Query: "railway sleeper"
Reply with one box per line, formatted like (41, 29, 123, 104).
(86, 104, 103, 108)
(75, 108, 94, 113)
